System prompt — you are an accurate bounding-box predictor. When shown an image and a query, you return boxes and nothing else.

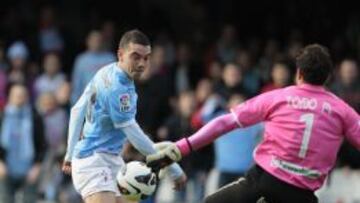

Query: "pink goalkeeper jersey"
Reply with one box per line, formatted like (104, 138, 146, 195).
(230, 84, 360, 191)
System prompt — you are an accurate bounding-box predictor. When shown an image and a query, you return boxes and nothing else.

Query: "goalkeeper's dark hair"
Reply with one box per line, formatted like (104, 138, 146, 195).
(295, 44, 333, 85)
(119, 29, 150, 49)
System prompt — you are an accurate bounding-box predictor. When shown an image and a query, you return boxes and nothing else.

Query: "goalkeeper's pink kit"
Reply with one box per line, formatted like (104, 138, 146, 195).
(177, 84, 360, 191)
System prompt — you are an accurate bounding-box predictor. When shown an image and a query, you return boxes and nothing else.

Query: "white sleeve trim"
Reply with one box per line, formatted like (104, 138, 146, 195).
(114, 119, 136, 129)
(230, 108, 243, 128)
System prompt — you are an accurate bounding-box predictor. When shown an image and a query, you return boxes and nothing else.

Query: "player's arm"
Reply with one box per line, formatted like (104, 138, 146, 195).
(108, 90, 186, 184)
(62, 83, 92, 173)
(119, 121, 184, 179)
(343, 105, 360, 149)
(146, 91, 274, 169)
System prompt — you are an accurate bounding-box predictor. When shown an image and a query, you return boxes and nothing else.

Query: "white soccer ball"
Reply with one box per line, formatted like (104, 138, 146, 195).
(117, 161, 157, 201)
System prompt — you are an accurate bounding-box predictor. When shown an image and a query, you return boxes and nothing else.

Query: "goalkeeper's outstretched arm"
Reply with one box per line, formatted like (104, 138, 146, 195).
(176, 113, 239, 157)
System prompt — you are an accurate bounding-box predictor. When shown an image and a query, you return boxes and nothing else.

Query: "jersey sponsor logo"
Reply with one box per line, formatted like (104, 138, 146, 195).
(271, 157, 322, 179)
(286, 96, 317, 110)
(120, 94, 131, 112)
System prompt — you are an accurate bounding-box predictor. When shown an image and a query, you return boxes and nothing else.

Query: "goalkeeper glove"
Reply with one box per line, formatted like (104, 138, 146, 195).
(146, 142, 182, 172)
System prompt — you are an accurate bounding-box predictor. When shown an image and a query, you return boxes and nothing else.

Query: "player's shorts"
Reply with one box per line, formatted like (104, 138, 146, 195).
(204, 165, 318, 203)
(72, 152, 125, 198)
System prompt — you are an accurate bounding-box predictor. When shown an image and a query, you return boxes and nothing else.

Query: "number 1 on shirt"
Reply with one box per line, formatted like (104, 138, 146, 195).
(299, 113, 314, 158)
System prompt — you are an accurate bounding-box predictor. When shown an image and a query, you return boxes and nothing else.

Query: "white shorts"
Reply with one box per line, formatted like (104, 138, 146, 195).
(72, 152, 125, 198)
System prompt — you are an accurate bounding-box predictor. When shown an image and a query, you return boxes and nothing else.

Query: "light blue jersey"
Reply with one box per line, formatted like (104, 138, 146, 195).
(73, 62, 137, 158)
(65, 62, 184, 179)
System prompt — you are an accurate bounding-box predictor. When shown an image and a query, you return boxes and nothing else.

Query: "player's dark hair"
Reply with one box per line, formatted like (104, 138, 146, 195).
(296, 44, 333, 85)
(119, 29, 150, 49)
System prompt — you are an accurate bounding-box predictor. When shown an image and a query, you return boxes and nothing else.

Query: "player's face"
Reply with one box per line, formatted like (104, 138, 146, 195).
(119, 43, 151, 80)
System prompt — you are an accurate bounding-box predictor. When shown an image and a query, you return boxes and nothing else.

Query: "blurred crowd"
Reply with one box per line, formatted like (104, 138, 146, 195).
(1, 2, 360, 203)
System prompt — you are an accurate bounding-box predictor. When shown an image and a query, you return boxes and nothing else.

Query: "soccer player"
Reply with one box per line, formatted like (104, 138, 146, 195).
(62, 30, 186, 203)
(147, 44, 360, 203)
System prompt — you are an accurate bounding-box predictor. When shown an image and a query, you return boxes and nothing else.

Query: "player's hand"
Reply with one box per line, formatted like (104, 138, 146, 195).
(146, 142, 182, 172)
(153, 142, 173, 179)
(173, 173, 187, 191)
(62, 161, 72, 175)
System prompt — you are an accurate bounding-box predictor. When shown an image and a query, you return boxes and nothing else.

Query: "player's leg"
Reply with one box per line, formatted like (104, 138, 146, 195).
(257, 166, 318, 203)
(120, 198, 139, 203)
(84, 191, 130, 203)
(204, 166, 262, 203)
(72, 153, 125, 203)
(84, 191, 117, 203)
(204, 178, 261, 203)
(116, 196, 128, 203)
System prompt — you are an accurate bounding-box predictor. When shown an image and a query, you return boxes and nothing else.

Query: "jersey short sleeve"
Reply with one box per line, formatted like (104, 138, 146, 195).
(108, 87, 137, 128)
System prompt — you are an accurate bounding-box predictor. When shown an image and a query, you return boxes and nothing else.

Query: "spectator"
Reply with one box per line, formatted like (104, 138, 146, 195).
(154, 32, 176, 67)
(261, 60, 292, 93)
(207, 60, 223, 83)
(150, 44, 169, 76)
(256, 39, 281, 82)
(38, 6, 64, 54)
(157, 91, 213, 203)
(287, 40, 303, 60)
(7, 41, 29, 86)
(136, 56, 172, 137)
(71, 30, 115, 103)
(0, 84, 46, 203)
(331, 59, 360, 112)
(36, 92, 67, 153)
(330, 59, 360, 172)
(235, 49, 262, 95)
(191, 78, 216, 130)
(170, 43, 203, 94)
(36, 92, 67, 201)
(214, 63, 249, 100)
(55, 81, 72, 113)
(201, 94, 263, 187)
(34, 53, 66, 98)
(101, 21, 116, 52)
(216, 25, 239, 64)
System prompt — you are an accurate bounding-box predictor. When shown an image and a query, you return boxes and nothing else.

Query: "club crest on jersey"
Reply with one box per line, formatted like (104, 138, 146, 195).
(119, 94, 131, 112)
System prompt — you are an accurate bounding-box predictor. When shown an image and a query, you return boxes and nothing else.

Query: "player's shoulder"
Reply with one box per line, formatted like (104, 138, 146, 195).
(104, 64, 134, 93)
(91, 63, 116, 86)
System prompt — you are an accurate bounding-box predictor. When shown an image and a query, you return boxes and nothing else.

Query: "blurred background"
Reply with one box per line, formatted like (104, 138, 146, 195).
(0, 0, 360, 202)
